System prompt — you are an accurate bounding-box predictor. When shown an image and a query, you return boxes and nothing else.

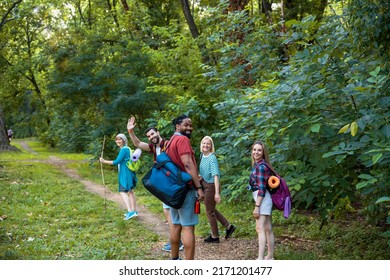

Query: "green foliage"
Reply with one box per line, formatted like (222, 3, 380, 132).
(1, 0, 389, 247)
(284, 0, 329, 21)
(1, 139, 389, 260)
(348, 0, 390, 53)
(206, 4, 389, 240)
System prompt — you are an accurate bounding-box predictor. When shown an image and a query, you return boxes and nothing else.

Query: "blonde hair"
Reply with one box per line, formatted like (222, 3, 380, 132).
(251, 140, 272, 168)
(200, 136, 215, 154)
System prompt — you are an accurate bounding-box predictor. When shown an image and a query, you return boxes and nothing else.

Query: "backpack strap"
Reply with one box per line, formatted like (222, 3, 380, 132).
(123, 146, 132, 161)
(163, 135, 177, 152)
(261, 162, 279, 177)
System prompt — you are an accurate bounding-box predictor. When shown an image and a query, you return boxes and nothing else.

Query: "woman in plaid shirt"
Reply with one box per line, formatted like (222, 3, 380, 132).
(249, 140, 275, 260)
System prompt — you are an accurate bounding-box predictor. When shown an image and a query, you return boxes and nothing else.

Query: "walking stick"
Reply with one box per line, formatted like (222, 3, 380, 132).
(100, 135, 107, 215)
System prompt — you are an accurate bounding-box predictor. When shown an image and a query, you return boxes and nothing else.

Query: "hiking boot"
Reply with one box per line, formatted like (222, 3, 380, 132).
(225, 225, 236, 239)
(204, 235, 220, 243)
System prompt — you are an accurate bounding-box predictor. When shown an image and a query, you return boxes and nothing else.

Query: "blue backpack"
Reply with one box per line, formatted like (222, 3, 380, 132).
(141, 137, 192, 209)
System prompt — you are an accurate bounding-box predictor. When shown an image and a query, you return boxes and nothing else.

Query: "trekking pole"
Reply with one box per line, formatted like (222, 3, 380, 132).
(100, 135, 107, 216)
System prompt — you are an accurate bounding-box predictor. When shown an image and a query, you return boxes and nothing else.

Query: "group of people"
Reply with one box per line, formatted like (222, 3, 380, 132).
(99, 114, 275, 260)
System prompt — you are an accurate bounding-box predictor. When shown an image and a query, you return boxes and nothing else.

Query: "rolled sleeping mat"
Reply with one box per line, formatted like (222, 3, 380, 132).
(132, 148, 142, 161)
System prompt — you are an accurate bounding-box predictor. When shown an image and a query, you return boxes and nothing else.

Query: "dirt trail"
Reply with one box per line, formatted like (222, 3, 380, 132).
(48, 155, 170, 238)
(19, 141, 258, 260)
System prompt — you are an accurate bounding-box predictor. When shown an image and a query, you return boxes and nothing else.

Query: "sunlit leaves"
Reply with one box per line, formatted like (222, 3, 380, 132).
(350, 122, 358, 136)
(338, 124, 350, 134)
(338, 121, 358, 136)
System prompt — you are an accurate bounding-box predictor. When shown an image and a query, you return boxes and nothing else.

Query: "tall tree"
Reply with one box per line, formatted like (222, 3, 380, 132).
(180, 0, 212, 63)
(0, 0, 23, 151)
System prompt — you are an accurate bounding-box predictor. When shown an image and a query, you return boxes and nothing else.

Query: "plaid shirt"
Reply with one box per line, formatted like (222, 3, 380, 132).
(249, 160, 271, 197)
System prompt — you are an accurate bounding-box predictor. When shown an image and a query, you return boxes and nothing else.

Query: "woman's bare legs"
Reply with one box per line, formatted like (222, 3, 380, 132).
(120, 192, 132, 212)
(128, 190, 137, 212)
(264, 215, 274, 259)
(256, 215, 274, 260)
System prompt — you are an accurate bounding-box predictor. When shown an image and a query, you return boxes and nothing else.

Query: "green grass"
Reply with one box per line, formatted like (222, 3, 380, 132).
(1, 139, 389, 260)
(0, 141, 162, 260)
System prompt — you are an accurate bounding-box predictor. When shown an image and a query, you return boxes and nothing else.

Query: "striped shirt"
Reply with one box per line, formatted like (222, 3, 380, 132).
(199, 153, 220, 183)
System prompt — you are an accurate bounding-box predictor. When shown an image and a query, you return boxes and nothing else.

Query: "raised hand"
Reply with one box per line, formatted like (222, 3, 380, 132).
(127, 116, 136, 132)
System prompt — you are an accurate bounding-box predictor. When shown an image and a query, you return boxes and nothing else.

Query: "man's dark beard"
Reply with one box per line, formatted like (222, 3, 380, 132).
(151, 136, 159, 144)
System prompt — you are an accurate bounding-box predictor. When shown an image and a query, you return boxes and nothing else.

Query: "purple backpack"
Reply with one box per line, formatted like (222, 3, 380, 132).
(262, 162, 292, 219)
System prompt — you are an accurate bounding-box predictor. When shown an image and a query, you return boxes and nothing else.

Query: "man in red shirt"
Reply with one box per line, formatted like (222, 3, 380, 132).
(166, 115, 205, 260)
(127, 116, 184, 252)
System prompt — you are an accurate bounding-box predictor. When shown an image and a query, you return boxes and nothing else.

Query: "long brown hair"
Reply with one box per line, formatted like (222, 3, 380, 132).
(251, 140, 272, 168)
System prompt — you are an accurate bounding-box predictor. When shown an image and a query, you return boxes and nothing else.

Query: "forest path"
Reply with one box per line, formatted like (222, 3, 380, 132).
(18, 140, 259, 260)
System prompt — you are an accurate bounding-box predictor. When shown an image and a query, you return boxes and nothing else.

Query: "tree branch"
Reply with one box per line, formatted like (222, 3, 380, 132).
(0, 0, 23, 32)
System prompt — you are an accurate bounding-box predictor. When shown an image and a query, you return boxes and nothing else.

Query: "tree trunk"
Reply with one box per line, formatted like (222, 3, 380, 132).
(120, 0, 129, 12)
(262, 0, 273, 24)
(180, 0, 199, 39)
(0, 1, 21, 152)
(179, 0, 212, 64)
(106, 0, 120, 27)
(0, 107, 19, 152)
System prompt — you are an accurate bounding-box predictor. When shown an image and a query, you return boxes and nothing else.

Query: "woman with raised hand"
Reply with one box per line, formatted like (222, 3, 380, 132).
(100, 134, 138, 220)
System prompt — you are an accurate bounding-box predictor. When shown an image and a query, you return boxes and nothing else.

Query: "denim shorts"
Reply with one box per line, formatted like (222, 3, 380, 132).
(252, 190, 272, 215)
(162, 203, 171, 210)
(170, 189, 198, 226)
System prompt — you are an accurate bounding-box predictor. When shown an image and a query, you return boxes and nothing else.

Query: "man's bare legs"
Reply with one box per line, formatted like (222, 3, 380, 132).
(182, 226, 195, 260)
(170, 224, 182, 259)
(170, 224, 195, 260)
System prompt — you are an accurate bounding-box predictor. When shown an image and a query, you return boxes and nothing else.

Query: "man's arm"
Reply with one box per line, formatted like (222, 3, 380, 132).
(180, 154, 205, 199)
(127, 117, 151, 151)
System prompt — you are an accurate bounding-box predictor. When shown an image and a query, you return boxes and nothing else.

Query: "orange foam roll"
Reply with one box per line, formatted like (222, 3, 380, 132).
(268, 176, 280, 188)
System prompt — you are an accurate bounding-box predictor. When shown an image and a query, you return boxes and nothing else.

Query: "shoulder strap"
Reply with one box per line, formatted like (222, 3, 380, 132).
(123, 146, 132, 160)
(260, 162, 279, 177)
(163, 135, 177, 152)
